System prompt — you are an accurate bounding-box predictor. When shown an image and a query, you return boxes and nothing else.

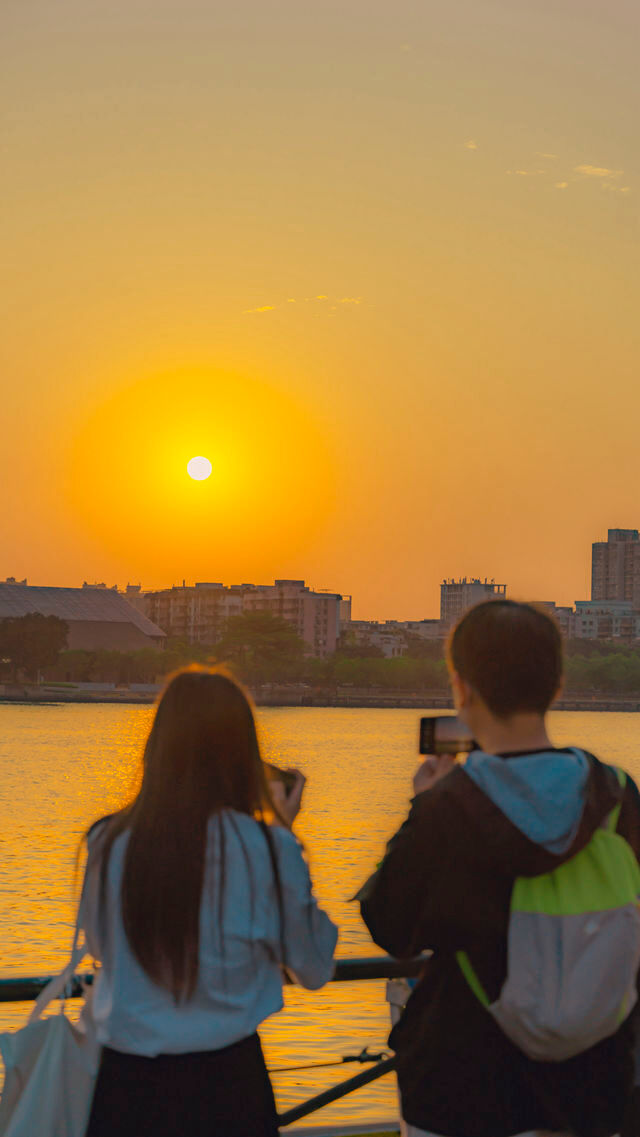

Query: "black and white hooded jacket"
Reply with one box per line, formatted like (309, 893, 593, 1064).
(358, 747, 640, 1137)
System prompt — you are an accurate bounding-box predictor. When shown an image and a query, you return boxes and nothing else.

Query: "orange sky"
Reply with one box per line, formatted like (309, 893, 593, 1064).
(2, 0, 639, 619)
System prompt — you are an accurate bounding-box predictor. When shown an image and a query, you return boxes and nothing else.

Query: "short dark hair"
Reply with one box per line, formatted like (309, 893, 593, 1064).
(448, 600, 563, 718)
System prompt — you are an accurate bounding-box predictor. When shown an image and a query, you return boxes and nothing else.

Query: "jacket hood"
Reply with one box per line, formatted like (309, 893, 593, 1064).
(463, 748, 590, 856)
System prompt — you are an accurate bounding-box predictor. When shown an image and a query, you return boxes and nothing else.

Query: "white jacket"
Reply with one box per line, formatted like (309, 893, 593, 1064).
(83, 811, 338, 1056)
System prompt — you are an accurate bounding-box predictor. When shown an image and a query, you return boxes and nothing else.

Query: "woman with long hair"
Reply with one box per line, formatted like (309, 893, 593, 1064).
(80, 666, 338, 1137)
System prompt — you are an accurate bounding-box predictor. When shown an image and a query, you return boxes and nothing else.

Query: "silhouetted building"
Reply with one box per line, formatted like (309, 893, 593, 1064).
(0, 581, 166, 651)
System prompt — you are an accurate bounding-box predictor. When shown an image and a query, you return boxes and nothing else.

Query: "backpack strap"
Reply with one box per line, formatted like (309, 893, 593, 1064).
(607, 767, 627, 833)
(576, 751, 626, 834)
(455, 950, 490, 1007)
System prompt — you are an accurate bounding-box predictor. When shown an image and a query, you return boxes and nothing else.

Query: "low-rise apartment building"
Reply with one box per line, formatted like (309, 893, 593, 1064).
(141, 579, 347, 657)
(144, 583, 244, 646)
(573, 600, 640, 642)
(402, 619, 442, 641)
(345, 621, 408, 658)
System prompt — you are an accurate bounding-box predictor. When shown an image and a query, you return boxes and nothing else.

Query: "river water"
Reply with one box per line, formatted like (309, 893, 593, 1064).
(2, 704, 640, 1128)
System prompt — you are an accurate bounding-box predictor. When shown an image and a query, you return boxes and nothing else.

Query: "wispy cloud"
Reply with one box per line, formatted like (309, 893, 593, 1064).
(243, 295, 363, 315)
(464, 140, 478, 150)
(495, 150, 633, 198)
(575, 164, 623, 179)
(601, 182, 632, 194)
(498, 152, 633, 197)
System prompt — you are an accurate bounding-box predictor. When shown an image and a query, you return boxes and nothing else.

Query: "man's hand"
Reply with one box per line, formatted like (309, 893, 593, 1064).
(413, 754, 456, 795)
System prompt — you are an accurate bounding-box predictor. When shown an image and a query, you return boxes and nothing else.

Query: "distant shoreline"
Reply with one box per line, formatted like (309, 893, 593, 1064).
(1, 686, 640, 712)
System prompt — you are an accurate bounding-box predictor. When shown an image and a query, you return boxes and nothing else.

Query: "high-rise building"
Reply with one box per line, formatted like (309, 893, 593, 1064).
(440, 578, 507, 629)
(591, 529, 640, 608)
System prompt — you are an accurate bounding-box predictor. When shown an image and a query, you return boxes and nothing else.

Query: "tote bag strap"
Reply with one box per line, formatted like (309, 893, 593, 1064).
(28, 891, 88, 1024)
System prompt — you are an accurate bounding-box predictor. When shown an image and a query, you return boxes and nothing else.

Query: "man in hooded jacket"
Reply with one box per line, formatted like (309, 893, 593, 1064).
(358, 600, 640, 1137)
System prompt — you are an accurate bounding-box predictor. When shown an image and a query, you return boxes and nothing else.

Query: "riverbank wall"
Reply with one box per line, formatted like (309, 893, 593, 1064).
(1, 683, 640, 712)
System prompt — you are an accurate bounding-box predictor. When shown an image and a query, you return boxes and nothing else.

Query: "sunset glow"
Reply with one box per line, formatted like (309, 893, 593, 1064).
(63, 368, 336, 587)
(2, 0, 639, 617)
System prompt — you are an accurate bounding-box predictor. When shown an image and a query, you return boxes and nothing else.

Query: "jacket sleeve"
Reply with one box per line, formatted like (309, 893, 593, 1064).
(79, 833, 103, 962)
(357, 788, 459, 958)
(274, 828, 339, 989)
(617, 773, 640, 862)
(79, 817, 113, 962)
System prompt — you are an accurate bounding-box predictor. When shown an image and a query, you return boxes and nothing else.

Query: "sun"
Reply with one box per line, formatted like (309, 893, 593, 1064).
(66, 367, 337, 577)
(187, 456, 212, 481)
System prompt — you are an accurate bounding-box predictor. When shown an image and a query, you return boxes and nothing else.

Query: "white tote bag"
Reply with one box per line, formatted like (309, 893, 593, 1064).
(0, 910, 101, 1137)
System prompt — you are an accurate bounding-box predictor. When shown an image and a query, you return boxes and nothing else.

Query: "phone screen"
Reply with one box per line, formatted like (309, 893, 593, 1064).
(419, 715, 477, 756)
(264, 762, 297, 796)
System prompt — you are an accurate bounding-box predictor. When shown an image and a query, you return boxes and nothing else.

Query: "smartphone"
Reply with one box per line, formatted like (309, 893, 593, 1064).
(419, 715, 477, 756)
(264, 762, 297, 796)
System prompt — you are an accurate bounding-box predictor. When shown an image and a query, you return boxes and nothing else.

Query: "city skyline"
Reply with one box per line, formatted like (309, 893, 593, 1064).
(3, 1, 639, 620)
(5, 524, 636, 626)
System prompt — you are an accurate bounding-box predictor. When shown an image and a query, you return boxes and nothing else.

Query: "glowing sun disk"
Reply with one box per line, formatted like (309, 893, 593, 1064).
(187, 456, 212, 480)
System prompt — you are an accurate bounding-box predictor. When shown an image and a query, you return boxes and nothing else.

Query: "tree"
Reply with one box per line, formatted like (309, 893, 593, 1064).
(0, 612, 68, 681)
(215, 611, 306, 683)
(404, 634, 444, 661)
(54, 649, 97, 682)
(336, 630, 385, 659)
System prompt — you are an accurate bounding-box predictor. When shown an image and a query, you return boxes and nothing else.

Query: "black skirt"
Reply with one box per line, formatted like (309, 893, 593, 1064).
(85, 1032, 279, 1137)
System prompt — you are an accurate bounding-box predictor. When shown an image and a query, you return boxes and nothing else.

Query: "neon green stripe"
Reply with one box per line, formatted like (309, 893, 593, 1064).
(455, 951, 490, 1007)
(512, 830, 640, 915)
(617, 990, 631, 1027)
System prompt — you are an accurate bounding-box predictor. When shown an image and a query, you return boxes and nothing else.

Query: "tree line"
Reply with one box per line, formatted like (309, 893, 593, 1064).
(4, 610, 640, 696)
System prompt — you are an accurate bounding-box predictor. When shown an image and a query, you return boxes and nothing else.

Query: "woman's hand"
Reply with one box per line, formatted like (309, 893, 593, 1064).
(270, 768, 306, 827)
(413, 753, 456, 795)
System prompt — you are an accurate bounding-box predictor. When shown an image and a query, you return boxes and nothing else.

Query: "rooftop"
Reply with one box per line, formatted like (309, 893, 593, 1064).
(0, 583, 165, 638)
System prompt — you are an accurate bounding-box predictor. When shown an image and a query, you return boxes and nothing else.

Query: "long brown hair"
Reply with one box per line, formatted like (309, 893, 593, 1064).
(89, 666, 281, 1002)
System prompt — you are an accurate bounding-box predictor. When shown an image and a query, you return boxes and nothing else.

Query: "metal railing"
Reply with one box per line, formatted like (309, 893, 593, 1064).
(0, 956, 426, 1129)
(0, 955, 425, 1004)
